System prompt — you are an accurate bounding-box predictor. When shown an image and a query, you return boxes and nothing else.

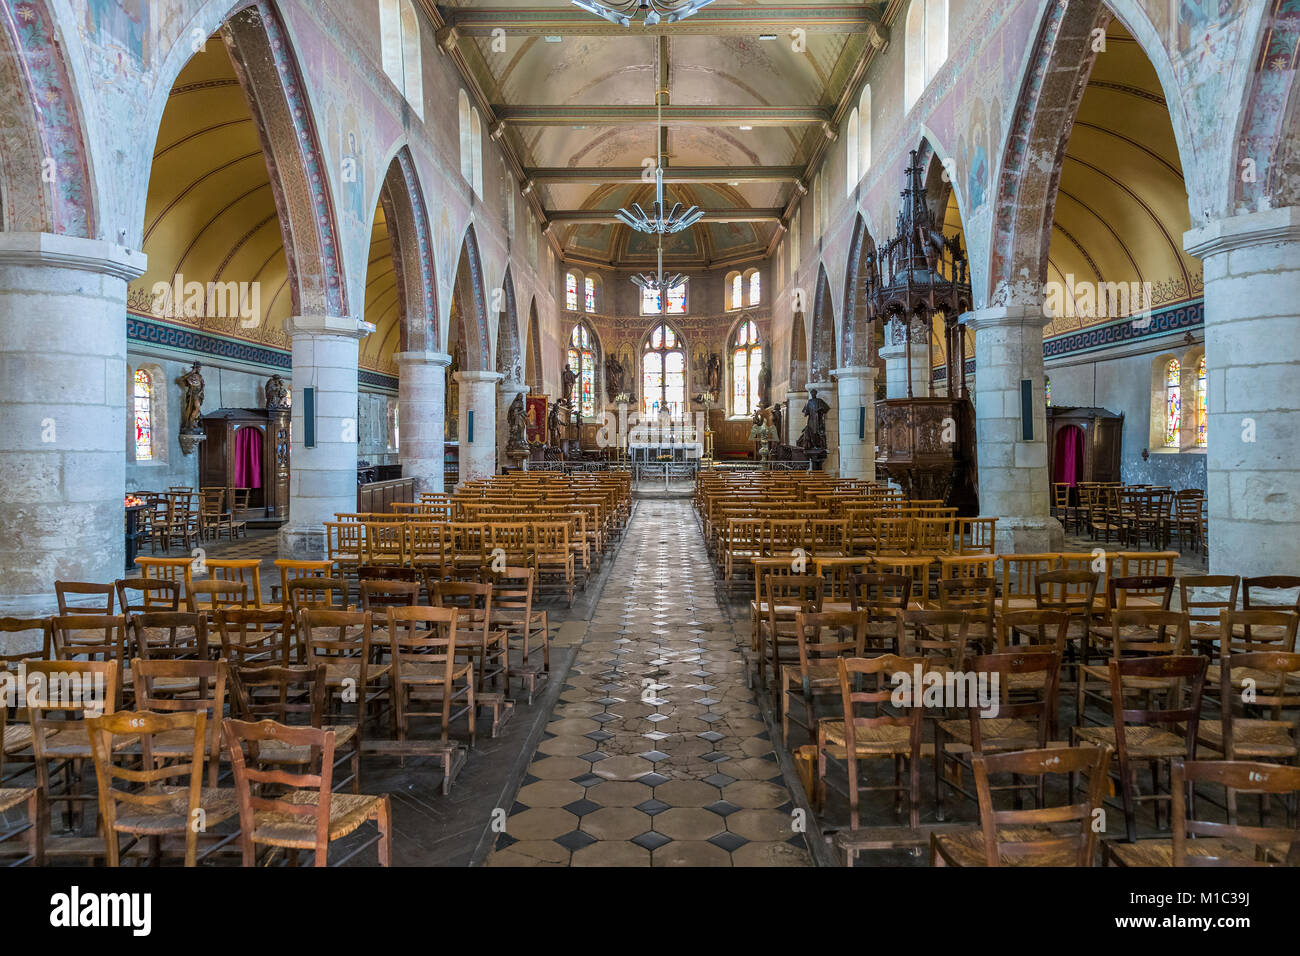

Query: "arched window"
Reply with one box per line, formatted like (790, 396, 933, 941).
(568, 323, 597, 419)
(642, 282, 687, 315)
(1164, 358, 1181, 448)
(470, 108, 483, 197)
(846, 108, 859, 195)
(1045, 376, 1052, 407)
(859, 85, 872, 175)
(729, 272, 742, 311)
(565, 271, 579, 311)
(399, 1, 423, 118)
(1195, 354, 1207, 448)
(813, 171, 823, 239)
(643, 324, 686, 421)
(904, 0, 947, 111)
(731, 320, 762, 417)
(458, 91, 473, 185)
(584, 276, 596, 313)
(790, 208, 801, 271)
(747, 269, 761, 307)
(133, 369, 155, 462)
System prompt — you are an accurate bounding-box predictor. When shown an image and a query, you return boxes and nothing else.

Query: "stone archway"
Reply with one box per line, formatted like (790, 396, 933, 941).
(495, 266, 526, 469)
(450, 224, 498, 481)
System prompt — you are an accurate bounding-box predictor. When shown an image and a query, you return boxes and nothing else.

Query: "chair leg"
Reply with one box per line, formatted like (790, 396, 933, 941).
(376, 795, 392, 866)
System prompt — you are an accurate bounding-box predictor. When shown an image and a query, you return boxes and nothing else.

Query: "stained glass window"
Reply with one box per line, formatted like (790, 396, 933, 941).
(565, 272, 578, 311)
(641, 286, 661, 315)
(1164, 358, 1181, 448)
(748, 271, 761, 306)
(644, 324, 685, 421)
(731, 274, 742, 310)
(568, 324, 597, 419)
(1196, 354, 1207, 448)
(133, 369, 154, 461)
(732, 320, 762, 417)
(1045, 376, 1052, 407)
(666, 283, 686, 315)
(584, 276, 596, 313)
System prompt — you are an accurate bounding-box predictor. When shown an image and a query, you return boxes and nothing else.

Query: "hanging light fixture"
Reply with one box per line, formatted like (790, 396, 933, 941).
(571, 0, 714, 28)
(631, 233, 688, 293)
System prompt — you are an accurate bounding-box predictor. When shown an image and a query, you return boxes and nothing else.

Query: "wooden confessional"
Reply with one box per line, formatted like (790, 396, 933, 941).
(1046, 405, 1124, 489)
(198, 408, 290, 521)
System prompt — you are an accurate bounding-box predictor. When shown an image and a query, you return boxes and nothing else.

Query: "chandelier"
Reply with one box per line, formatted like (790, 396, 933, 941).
(631, 233, 687, 293)
(571, 0, 714, 28)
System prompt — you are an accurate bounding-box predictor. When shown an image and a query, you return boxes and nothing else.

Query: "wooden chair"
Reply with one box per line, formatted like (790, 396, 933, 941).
(87, 709, 238, 866)
(134, 658, 229, 788)
(935, 577, 997, 652)
(222, 718, 391, 867)
(55, 581, 115, 615)
(116, 577, 180, 615)
(1169, 490, 1204, 552)
(531, 522, 576, 606)
(818, 655, 925, 831)
(781, 610, 867, 742)
(432, 581, 510, 736)
(488, 566, 550, 705)
(848, 572, 911, 653)
(1078, 606, 1189, 728)
(214, 608, 292, 668)
(299, 609, 391, 744)
(957, 517, 998, 555)
(1179, 575, 1239, 655)
(50, 615, 128, 709)
(408, 522, 449, 581)
(931, 746, 1112, 867)
(871, 517, 914, 557)
(1025, 568, 1098, 681)
(1052, 482, 1077, 534)
(228, 663, 360, 794)
(272, 559, 334, 606)
(200, 488, 234, 541)
(186, 579, 249, 615)
(760, 574, 824, 705)
(387, 606, 475, 749)
(0, 619, 51, 788)
(1074, 654, 1207, 842)
(1105, 759, 1300, 866)
(0, 779, 42, 866)
(934, 647, 1062, 821)
(358, 576, 421, 630)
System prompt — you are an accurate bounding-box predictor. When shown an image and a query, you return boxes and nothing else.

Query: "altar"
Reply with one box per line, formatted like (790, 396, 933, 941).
(629, 442, 704, 463)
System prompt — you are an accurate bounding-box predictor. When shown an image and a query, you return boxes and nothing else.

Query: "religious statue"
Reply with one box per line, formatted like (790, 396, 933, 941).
(748, 408, 778, 464)
(797, 388, 830, 454)
(179, 362, 205, 433)
(264, 373, 289, 410)
(506, 391, 530, 458)
(547, 399, 564, 448)
(446, 353, 460, 439)
(757, 359, 772, 409)
(706, 353, 722, 400)
(771, 403, 783, 442)
(604, 353, 625, 403)
(561, 362, 578, 403)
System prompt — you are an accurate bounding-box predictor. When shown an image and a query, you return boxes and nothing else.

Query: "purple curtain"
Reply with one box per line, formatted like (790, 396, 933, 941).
(234, 427, 263, 490)
(1053, 425, 1085, 486)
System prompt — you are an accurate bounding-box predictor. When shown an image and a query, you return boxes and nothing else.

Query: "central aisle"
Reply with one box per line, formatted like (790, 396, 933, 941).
(488, 500, 812, 866)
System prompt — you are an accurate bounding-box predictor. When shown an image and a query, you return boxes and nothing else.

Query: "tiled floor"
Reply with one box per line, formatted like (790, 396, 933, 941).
(488, 500, 812, 866)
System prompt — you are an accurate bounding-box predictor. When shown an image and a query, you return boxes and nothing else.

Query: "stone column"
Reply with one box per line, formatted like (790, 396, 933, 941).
(496, 379, 529, 471)
(278, 315, 365, 558)
(1185, 207, 1300, 578)
(395, 350, 451, 495)
(456, 370, 503, 483)
(0, 234, 146, 616)
(967, 305, 1062, 554)
(805, 380, 838, 474)
(879, 338, 931, 399)
(784, 390, 806, 447)
(833, 365, 877, 481)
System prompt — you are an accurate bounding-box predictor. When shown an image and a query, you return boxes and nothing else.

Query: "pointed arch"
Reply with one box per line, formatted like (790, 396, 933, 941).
(496, 265, 522, 384)
(452, 223, 490, 371)
(789, 309, 808, 394)
(1234, 0, 1300, 211)
(379, 146, 438, 352)
(525, 296, 542, 392)
(842, 214, 879, 367)
(0, 0, 96, 236)
(810, 263, 837, 382)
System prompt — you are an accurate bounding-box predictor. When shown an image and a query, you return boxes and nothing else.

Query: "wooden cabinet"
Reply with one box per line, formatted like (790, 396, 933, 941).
(1047, 405, 1123, 487)
(198, 408, 289, 521)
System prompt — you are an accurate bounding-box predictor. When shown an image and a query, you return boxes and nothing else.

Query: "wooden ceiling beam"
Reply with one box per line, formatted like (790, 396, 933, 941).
(547, 208, 784, 224)
(496, 105, 829, 126)
(528, 166, 804, 184)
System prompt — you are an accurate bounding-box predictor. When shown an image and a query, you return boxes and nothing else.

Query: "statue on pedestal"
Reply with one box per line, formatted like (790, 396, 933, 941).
(561, 362, 578, 404)
(797, 388, 830, 455)
(547, 399, 564, 448)
(706, 353, 722, 400)
(506, 392, 530, 460)
(604, 353, 625, 403)
(758, 359, 772, 409)
(178, 362, 207, 455)
(265, 373, 289, 410)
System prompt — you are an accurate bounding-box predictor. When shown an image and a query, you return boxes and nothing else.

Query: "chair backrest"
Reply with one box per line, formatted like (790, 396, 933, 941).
(1118, 551, 1178, 578)
(1179, 575, 1240, 625)
(0, 616, 53, 661)
(187, 578, 250, 614)
(897, 609, 971, 666)
(1171, 759, 1300, 866)
(836, 655, 924, 751)
(997, 609, 1069, 653)
(223, 717, 337, 863)
(1109, 655, 1206, 740)
(27, 660, 119, 786)
(793, 610, 867, 669)
(299, 609, 375, 666)
(936, 576, 997, 622)
(134, 658, 228, 738)
(488, 566, 535, 618)
(1105, 608, 1190, 657)
(848, 572, 911, 621)
(963, 648, 1061, 748)
(55, 580, 115, 615)
(128, 611, 209, 662)
(51, 614, 128, 674)
(287, 576, 350, 614)
(1219, 608, 1300, 654)
(1218, 650, 1300, 756)
(1243, 576, 1300, 614)
(229, 663, 326, 726)
(360, 579, 422, 618)
(1106, 574, 1175, 610)
(1034, 569, 1099, 614)
(872, 516, 914, 553)
(972, 746, 1113, 866)
(386, 606, 460, 693)
(116, 577, 180, 614)
(88, 709, 208, 865)
(432, 580, 494, 633)
(999, 554, 1058, 605)
(214, 608, 292, 667)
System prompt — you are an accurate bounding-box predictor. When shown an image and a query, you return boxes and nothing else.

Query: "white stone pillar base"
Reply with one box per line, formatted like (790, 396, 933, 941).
(880, 341, 932, 399)
(279, 315, 365, 559)
(0, 234, 146, 616)
(456, 370, 503, 483)
(968, 304, 1061, 554)
(396, 350, 451, 495)
(1186, 207, 1300, 578)
(833, 366, 877, 481)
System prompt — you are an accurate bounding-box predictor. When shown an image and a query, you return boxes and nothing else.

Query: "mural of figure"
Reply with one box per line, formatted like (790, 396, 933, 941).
(179, 362, 205, 432)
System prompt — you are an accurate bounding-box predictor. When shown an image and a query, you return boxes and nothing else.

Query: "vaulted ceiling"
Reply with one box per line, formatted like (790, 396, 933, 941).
(438, 1, 889, 267)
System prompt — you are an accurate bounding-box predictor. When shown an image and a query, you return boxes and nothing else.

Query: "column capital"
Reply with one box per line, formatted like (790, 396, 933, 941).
(805, 380, 834, 393)
(289, 314, 369, 339)
(454, 370, 504, 384)
(1184, 206, 1300, 259)
(963, 304, 1051, 332)
(0, 232, 147, 280)
(394, 350, 452, 367)
(832, 365, 877, 380)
